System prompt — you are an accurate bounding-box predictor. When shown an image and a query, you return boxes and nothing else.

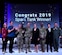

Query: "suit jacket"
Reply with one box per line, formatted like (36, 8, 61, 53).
(46, 28, 53, 44)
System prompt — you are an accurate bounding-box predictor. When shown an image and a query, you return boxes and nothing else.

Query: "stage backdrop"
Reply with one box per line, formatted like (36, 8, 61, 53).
(4, 3, 59, 29)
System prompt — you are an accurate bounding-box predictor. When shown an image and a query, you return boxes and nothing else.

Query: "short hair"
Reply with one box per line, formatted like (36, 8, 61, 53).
(47, 23, 50, 25)
(40, 22, 44, 25)
(10, 21, 13, 23)
(33, 22, 36, 24)
(54, 22, 57, 24)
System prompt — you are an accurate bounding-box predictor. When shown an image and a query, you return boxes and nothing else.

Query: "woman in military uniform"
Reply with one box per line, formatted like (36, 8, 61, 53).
(24, 23, 32, 53)
(16, 24, 24, 53)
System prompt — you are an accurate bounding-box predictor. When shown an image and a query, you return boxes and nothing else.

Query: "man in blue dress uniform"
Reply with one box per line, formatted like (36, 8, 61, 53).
(7, 21, 16, 53)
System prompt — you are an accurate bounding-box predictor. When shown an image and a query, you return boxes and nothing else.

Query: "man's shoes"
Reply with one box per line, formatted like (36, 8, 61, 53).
(56, 50, 58, 52)
(42, 51, 45, 52)
(2, 51, 5, 54)
(54, 50, 58, 52)
(9, 51, 14, 53)
(51, 51, 52, 52)
(26, 51, 27, 53)
(28, 50, 31, 52)
(4, 51, 7, 53)
(50, 50, 52, 52)
(47, 51, 48, 52)
(2, 50, 7, 54)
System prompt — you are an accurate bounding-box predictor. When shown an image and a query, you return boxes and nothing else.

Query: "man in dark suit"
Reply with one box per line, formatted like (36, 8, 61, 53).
(46, 23, 53, 52)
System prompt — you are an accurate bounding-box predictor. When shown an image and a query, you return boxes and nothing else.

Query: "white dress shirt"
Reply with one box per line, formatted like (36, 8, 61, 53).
(48, 28, 51, 32)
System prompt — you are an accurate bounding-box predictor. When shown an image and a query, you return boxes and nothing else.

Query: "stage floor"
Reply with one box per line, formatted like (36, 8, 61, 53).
(0, 44, 62, 55)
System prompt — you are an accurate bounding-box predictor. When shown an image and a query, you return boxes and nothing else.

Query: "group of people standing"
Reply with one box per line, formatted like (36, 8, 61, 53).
(2, 21, 62, 54)
(2, 21, 16, 53)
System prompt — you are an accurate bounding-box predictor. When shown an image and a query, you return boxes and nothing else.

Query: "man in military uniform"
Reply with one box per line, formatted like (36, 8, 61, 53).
(53, 22, 61, 52)
(24, 22, 32, 53)
(16, 24, 24, 53)
(60, 26, 62, 48)
(39, 22, 47, 52)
